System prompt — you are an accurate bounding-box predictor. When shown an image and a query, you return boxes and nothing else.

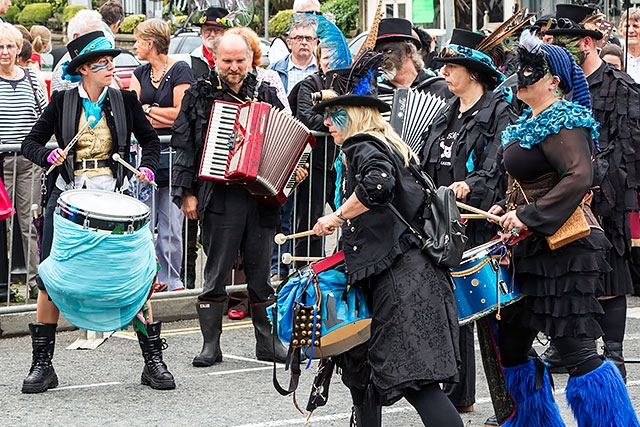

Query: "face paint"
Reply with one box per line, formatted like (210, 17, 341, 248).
(376, 42, 405, 81)
(90, 57, 113, 72)
(516, 47, 549, 88)
(553, 36, 586, 65)
(324, 108, 348, 131)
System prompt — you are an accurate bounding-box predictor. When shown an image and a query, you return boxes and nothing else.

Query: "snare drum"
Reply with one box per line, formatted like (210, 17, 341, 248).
(450, 241, 522, 325)
(38, 190, 157, 332)
(271, 251, 372, 359)
(57, 189, 149, 234)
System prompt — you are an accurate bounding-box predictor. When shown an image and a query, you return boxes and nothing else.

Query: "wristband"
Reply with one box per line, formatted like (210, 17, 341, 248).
(335, 209, 347, 222)
(144, 105, 153, 115)
(139, 166, 155, 182)
(46, 150, 58, 164)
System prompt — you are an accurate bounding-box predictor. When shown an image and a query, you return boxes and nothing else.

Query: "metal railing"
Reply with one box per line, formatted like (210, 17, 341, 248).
(1, 131, 336, 313)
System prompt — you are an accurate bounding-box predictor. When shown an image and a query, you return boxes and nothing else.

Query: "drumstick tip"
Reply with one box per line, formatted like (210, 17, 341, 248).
(282, 253, 292, 264)
(274, 233, 286, 245)
(112, 153, 121, 161)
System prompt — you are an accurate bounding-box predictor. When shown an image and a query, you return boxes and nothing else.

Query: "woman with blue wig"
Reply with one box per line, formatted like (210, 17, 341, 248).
(490, 31, 639, 426)
(20, 31, 173, 393)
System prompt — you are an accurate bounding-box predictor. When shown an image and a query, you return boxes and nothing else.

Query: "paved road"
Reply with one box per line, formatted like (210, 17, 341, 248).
(1, 299, 640, 427)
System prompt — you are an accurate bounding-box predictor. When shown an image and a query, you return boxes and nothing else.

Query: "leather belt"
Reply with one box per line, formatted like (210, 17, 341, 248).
(74, 159, 110, 170)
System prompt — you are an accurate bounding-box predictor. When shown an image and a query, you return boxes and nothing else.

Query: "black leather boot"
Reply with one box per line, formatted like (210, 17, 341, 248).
(192, 301, 223, 366)
(22, 323, 58, 393)
(350, 404, 382, 427)
(603, 340, 627, 383)
(251, 301, 288, 363)
(539, 342, 567, 373)
(136, 321, 176, 390)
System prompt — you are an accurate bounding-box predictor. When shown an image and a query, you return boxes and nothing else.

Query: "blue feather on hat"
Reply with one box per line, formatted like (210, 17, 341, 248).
(307, 14, 352, 70)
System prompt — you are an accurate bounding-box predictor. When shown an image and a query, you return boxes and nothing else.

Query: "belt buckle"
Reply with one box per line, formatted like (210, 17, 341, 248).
(81, 159, 98, 169)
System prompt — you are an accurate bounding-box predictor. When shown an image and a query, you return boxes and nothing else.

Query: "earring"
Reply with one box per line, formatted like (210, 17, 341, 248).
(554, 88, 560, 97)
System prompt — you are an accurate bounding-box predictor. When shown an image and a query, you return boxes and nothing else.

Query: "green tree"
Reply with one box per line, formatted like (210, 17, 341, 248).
(321, 0, 358, 35)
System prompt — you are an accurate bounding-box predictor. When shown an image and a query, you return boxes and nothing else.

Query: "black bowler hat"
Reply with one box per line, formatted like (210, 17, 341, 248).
(312, 52, 390, 113)
(375, 18, 421, 49)
(197, 7, 233, 28)
(545, 4, 603, 40)
(65, 31, 120, 76)
(435, 29, 503, 80)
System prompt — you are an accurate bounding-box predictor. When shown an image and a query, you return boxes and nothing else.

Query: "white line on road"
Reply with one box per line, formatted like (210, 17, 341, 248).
(49, 381, 122, 391)
(208, 366, 273, 376)
(232, 380, 640, 427)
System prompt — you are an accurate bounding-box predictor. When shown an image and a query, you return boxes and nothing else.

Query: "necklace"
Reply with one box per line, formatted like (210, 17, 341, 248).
(150, 60, 168, 84)
(0, 66, 20, 80)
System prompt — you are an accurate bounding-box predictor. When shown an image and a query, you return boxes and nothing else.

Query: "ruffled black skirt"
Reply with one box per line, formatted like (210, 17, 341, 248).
(338, 248, 460, 406)
(501, 228, 611, 339)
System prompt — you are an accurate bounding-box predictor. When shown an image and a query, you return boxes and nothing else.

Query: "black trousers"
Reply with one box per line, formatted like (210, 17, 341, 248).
(199, 186, 275, 304)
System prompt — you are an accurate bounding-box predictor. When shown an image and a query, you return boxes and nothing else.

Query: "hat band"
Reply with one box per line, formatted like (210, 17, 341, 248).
(444, 44, 505, 83)
(199, 16, 233, 27)
(75, 36, 114, 58)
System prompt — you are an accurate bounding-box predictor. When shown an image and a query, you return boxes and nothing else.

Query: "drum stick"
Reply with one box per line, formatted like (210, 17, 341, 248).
(112, 153, 158, 188)
(274, 229, 316, 245)
(31, 203, 39, 219)
(46, 115, 97, 175)
(281, 253, 323, 265)
(456, 202, 502, 222)
(461, 214, 488, 220)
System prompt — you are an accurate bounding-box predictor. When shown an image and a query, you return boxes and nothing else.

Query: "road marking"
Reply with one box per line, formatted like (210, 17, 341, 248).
(49, 382, 122, 391)
(232, 381, 640, 427)
(208, 366, 272, 376)
(113, 321, 253, 339)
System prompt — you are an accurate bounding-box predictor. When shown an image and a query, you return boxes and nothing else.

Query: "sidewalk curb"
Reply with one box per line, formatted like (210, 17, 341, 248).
(0, 290, 199, 338)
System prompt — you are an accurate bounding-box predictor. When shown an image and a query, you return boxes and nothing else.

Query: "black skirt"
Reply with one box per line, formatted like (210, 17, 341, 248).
(339, 248, 460, 406)
(501, 228, 610, 339)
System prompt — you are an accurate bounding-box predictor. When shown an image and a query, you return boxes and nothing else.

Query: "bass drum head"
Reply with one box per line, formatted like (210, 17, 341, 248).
(58, 189, 149, 221)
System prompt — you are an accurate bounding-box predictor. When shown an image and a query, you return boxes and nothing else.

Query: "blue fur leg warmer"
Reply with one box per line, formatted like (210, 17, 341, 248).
(565, 359, 640, 427)
(502, 359, 566, 427)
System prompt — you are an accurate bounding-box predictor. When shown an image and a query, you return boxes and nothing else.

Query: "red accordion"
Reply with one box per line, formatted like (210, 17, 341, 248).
(198, 101, 316, 205)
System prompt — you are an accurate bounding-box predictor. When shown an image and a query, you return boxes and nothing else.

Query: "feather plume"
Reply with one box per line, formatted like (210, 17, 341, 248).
(354, 0, 383, 61)
(475, 8, 537, 53)
(314, 14, 352, 69)
(518, 29, 543, 54)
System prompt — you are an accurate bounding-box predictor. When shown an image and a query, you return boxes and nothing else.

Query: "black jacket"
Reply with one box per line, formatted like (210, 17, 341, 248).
(22, 88, 160, 186)
(339, 134, 424, 283)
(170, 71, 285, 222)
(379, 69, 452, 100)
(588, 61, 640, 255)
(421, 90, 517, 245)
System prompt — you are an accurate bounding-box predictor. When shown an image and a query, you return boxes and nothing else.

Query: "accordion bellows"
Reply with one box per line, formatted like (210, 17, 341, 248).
(199, 101, 316, 204)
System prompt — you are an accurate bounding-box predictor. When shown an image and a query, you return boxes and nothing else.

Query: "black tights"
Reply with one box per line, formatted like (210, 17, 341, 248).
(598, 296, 627, 342)
(350, 384, 463, 427)
(405, 384, 464, 427)
(498, 322, 602, 377)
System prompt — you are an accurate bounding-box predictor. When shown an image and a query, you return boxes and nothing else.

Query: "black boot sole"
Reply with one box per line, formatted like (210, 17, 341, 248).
(192, 353, 223, 367)
(21, 373, 59, 394)
(141, 373, 176, 390)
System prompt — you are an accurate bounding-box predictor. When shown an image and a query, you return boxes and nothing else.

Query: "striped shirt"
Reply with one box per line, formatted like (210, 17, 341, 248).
(0, 67, 48, 145)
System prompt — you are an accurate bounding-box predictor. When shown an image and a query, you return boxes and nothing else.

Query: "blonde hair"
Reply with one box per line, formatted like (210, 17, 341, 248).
(134, 18, 170, 55)
(227, 26, 262, 69)
(30, 25, 51, 54)
(342, 105, 418, 166)
(0, 23, 24, 51)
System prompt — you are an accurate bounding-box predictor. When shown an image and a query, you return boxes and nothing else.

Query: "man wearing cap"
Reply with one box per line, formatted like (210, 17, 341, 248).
(171, 33, 292, 366)
(375, 18, 451, 102)
(618, 7, 640, 83)
(547, 3, 640, 383)
(190, 6, 233, 79)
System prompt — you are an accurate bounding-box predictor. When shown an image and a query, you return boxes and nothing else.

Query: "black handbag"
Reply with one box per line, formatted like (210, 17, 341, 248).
(389, 161, 467, 268)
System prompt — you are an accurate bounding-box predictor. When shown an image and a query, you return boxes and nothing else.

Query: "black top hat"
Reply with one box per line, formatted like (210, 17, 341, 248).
(435, 29, 503, 80)
(545, 4, 603, 40)
(197, 7, 232, 27)
(375, 18, 421, 49)
(312, 52, 390, 113)
(65, 31, 121, 76)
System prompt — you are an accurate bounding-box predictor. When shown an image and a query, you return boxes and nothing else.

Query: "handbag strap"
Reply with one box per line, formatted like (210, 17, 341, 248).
(22, 67, 43, 116)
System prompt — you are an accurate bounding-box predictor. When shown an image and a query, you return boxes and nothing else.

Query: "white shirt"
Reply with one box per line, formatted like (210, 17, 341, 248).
(625, 53, 640, 83)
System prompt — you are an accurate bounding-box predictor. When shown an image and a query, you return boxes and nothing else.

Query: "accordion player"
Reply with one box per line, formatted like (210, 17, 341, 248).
(198, 100, 316, 205)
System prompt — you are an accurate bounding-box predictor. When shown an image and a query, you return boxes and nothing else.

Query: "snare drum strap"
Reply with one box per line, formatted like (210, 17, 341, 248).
(61, 89, 79, 182)
(107, 88, 128, 187)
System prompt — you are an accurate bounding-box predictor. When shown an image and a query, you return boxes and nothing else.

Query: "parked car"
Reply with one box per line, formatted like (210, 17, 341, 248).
(169, 30, 271, 68)
(40, 50, 141, 96)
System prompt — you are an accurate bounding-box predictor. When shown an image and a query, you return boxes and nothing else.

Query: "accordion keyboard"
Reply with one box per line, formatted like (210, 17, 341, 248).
(199, 101, 240, 180)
